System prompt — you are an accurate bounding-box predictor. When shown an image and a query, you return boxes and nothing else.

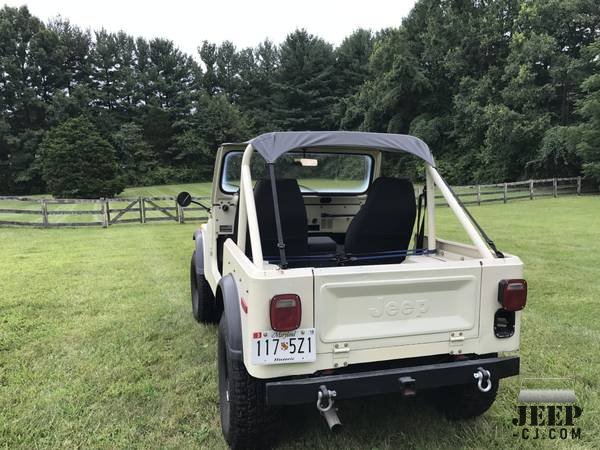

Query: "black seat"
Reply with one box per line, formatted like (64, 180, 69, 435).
(344, 177, 416, 263)
(253, 179, 309, 257)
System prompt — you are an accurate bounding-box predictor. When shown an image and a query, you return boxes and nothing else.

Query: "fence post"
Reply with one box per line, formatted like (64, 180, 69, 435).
(503, 183, 507, 203)
(529, 179, 534, 200)
(100, 198, 108, 228)
(138, 197, 143, 223)
(41, 199, 49, 228)
(105, 199, 110, 225)
(140, 197, 146, 223)
(577, 176, 581, 195)
(178, 203, 185, 224)
(477, 185, 481, 206)
(553, 178, 558, 198)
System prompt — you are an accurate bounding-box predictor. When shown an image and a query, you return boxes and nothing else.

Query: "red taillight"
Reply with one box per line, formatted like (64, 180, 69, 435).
(270, 294, 301, 332)
(498, 279, 527, 311)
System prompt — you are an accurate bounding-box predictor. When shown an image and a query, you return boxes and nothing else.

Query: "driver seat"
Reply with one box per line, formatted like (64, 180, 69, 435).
(252, 178, 309, 257)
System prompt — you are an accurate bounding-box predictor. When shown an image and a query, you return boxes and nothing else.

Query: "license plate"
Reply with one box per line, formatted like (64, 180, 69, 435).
(251, 328, 316, 365)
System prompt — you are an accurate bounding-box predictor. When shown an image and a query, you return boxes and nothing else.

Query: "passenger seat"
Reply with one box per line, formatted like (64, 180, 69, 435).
(344, 177, 416, 262)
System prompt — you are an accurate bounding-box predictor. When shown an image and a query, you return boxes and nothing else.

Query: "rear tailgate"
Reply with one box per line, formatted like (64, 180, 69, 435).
(313, 259, 482, 349)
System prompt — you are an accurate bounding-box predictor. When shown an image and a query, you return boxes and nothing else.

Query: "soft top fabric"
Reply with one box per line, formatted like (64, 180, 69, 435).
(246, 131, 435, 166)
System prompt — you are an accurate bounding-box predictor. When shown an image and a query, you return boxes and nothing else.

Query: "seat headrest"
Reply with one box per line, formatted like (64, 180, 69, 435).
(254, 178, 302, 199)
(364, 177, 415, 209)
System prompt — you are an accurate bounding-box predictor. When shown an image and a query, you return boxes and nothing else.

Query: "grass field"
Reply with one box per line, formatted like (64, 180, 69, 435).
(1, 196, 599, 448)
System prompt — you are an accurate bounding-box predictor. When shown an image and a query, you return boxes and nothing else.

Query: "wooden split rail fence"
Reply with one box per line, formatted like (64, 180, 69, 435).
(0, 176, 588, 228)
(433, 176, 584, 206)
(0, 196, 209, 228)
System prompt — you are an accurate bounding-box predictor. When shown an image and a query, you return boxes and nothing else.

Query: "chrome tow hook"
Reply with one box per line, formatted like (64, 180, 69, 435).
(473, 367, 492, 393)
(317, 385, 342, 432)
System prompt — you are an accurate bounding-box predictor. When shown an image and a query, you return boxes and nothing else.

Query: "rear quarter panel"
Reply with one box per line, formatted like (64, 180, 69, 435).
(222, 239, 523, 379)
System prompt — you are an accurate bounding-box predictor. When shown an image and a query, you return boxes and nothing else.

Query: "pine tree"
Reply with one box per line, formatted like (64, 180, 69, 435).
(274, 30, 337, 131)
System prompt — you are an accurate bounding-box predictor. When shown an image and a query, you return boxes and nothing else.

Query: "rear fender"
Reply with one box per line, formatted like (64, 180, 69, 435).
(193, 230, 205, 278)
(218, 274, 243, 361)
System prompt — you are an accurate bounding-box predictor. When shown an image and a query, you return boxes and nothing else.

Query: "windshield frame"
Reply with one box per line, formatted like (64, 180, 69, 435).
(219, 150, 375, 196)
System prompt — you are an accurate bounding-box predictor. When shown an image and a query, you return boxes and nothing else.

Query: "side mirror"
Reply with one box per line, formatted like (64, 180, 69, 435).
(176, 191, 192, 207)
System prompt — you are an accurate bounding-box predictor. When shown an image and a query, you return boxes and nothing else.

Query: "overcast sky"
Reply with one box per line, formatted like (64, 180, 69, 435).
(4, 0, 417, 57)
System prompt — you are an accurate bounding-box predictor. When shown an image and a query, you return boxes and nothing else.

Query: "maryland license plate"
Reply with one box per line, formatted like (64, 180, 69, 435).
(251, 328, 316, 365)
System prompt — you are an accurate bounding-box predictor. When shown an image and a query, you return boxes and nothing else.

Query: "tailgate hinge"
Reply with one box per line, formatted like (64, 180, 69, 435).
(449, 332, 465, 343)
(332, 343, 350, 368)
(449, 332, 465, 355)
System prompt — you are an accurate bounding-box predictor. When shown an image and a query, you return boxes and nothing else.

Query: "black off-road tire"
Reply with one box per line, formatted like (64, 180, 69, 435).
(432, 378, 499, 420)
(190, 252, 217, 324)
(218, 316, 277, 449)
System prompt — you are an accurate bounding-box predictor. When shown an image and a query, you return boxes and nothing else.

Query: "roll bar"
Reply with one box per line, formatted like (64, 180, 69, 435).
(235, 143, 495, 269)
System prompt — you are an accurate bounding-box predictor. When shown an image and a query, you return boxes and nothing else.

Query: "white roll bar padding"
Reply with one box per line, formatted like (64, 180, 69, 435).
(426, 165, 495, 259)
(425, 167, 436, 252)
(237, 144, 264, 266)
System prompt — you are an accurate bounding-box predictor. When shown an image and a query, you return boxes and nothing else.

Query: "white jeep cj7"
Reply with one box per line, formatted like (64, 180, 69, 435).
(176, 131, 526, 449)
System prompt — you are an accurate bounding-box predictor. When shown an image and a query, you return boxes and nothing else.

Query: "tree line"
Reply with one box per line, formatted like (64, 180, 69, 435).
(1, 1, 599, 197)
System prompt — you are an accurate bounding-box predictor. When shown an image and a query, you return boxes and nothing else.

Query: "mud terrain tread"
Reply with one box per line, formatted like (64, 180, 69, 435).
(219, 318, 277, 449)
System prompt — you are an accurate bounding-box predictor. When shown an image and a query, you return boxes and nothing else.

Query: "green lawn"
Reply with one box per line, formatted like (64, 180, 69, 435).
(1, 197, 599, 448)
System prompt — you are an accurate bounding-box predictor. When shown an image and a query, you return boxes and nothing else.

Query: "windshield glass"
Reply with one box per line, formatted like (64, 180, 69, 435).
(221, 151, 373, 194)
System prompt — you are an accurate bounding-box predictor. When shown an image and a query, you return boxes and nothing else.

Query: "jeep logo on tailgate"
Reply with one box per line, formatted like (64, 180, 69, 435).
(369, 298, 429, 318)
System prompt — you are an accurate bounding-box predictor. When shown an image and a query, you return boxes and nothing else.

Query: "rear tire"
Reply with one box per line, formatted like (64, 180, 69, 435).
(431, 378, 499, 420)
(190, 252, 217, 324)
(218, 316, 277, 449)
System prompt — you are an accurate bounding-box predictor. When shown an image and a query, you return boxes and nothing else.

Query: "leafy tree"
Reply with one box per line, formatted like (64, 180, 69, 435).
(111, 123, 157, 185)
(574, 39, 600, 185)
(39, 117, 124, 197)
(173, 94, 252, 180)
(0, 6, 50, 193)
(3, 1, 600, 195)
(528, 126, 581, 177)
(341, 28, 431, 134)
(142, 106, 175, 163)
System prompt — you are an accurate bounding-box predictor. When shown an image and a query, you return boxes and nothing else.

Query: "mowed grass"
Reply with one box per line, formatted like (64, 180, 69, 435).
(1, 196, 599, 449)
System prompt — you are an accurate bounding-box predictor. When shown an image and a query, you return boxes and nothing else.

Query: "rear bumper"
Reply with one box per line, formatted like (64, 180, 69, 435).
(265, 356, 519, 406)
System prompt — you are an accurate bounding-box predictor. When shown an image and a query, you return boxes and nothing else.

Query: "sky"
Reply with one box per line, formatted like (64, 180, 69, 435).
(3, 0, 417, 57)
